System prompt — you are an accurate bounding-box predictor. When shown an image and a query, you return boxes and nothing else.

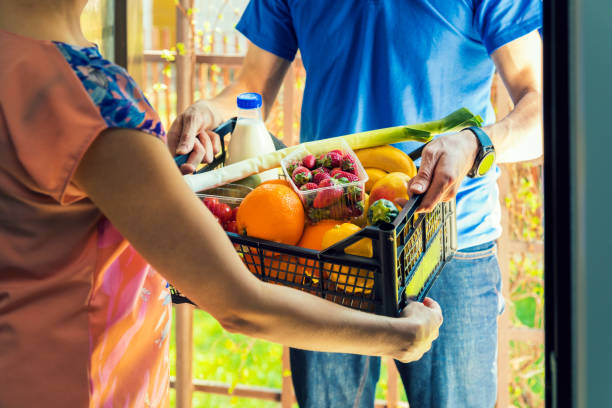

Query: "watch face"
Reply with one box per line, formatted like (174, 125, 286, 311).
(477, 152, 496, 176)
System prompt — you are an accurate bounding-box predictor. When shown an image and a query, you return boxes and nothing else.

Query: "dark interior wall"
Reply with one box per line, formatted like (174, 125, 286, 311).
(570, 0, 612, 406)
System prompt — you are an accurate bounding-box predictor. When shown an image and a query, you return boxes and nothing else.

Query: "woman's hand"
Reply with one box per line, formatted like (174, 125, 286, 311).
(392, 298, 443, 363)
(167, 99, 222, 174)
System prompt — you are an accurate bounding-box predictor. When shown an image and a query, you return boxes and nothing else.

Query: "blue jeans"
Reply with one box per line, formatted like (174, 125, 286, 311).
(290, 241, 503, 408)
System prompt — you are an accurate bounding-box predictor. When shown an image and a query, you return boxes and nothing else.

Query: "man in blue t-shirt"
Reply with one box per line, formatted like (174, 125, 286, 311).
(169, 0, 542, 406)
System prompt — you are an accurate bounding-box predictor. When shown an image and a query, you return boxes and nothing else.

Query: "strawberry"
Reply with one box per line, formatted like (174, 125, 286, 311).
(300, 182, 319, 191)
(313, 171, 331, 185)
(286, 160, 300, 176)
(333, 171, 359, 183)
(302, 154, 316, 170)
(315, 153, 327, 168)
(341, 154, 357, 173)
(292, 166, 312, 186)
(345, 185, 364, 202)
(330, 149, 344, 156)
(330, 167, 344, 178)
(318, 178, 336, 188)
(344, 201, 365, 218)
(313, 181, 343, 208)
(321, 151, 343, 169)
(312, 166, 330, 176)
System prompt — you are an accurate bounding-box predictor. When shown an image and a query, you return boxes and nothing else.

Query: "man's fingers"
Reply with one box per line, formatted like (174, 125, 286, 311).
(409, 146, 438, 195)
(417, 165, 454, 213)
(198, 131, 214, 163)
(176, 115, 200, 155)
(206, 130, 221, 155)
(167, 118, 183, 155)
(180, 138, 205, 174)
(422, 297, 442, 317)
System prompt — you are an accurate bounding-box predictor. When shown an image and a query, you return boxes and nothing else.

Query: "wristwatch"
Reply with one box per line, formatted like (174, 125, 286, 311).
(464, 127, 496, 178)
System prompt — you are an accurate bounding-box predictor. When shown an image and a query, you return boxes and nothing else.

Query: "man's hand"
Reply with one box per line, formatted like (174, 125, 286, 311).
(408, 130, 479, 213)
(393, 297, 443, 363)
(166, 41, 292, 175)
(167, 100, 222, 174)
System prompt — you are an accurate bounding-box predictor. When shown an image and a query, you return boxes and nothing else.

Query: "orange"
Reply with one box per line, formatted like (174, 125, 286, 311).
(297, 220, 343, 250)
(321, 223, 374, 294)
(242, 248, 304, 284)
(260, 178, 292, 188)
(295, 220, 342, 280)
(236, 184, 305, 245)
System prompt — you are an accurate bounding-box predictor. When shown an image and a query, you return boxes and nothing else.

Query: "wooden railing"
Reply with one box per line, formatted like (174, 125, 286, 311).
(143, 25, 544, 408)
(492, 74, 544, 408)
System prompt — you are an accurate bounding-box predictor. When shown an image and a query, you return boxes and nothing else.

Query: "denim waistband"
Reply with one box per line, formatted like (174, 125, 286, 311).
(454, 240, 497, 260)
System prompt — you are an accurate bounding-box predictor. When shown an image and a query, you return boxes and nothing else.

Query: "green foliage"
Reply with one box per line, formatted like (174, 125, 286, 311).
(504, 162, 545, 407)
(169, 310, 407, 407)
(170, 309, 283, 407)
(509, 341, 545, 407)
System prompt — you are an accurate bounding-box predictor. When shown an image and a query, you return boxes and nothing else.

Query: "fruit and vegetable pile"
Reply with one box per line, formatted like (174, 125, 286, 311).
(197, 142, 423, 296)
(179, 108, 479, 310)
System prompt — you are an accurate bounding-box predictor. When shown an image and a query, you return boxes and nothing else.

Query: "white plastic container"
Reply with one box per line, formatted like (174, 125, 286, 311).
(226, 93, 276, 166)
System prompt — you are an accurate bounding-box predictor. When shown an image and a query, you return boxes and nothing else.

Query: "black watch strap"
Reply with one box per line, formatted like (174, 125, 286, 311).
(464, 127, 495, 178)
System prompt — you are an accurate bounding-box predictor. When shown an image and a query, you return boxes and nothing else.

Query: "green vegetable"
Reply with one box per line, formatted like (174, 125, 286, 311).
(368, 199, 400, 226)
(232, 174, 262, 189)
(183, 108, 483, 192)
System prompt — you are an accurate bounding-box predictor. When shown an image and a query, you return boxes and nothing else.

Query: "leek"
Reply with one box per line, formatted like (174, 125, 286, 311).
(183, 108, 483, 192)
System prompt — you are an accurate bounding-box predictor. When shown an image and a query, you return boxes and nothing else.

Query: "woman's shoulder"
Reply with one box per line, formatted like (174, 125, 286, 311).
(53, 42, 166, 139)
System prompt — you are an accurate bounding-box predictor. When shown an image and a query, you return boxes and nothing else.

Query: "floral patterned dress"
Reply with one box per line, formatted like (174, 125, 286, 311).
(0, 30, 171, 407)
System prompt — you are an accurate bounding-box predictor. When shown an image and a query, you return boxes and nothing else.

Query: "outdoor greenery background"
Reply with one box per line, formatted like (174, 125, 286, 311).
(141, 1, 545, 406)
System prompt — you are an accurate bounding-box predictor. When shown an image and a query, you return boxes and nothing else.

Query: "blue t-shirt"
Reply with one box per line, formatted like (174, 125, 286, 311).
(236, 0, 541, 249)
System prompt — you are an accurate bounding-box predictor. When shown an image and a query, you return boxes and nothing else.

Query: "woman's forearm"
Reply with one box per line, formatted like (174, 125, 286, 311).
(221, 279, 408, 357)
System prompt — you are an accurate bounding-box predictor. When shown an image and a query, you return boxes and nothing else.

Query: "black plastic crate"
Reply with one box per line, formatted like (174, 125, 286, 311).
(170, 195, 456, 317)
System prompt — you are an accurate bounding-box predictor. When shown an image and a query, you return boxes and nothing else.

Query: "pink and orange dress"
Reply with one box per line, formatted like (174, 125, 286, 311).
(0, 30, 171, 407)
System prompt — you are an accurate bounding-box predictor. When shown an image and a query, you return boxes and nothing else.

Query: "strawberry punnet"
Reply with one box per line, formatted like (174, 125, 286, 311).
(292, 166, 312, 186)
(341, 154, 357, 173)
(301, 154, 316, 170)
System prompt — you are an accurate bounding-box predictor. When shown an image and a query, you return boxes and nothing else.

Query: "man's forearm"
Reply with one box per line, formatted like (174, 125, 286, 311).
(207, 43, 291, 122)
(207, 79, 253, 123)
(483, 89, 542, 163)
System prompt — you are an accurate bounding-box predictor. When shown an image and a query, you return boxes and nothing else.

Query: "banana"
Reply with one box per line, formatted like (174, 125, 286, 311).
(356, 145, 417, 178)
(364, 168, 388, 193)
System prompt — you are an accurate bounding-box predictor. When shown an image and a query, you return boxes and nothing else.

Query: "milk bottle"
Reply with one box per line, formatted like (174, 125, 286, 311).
(226, 93, 276, 166)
